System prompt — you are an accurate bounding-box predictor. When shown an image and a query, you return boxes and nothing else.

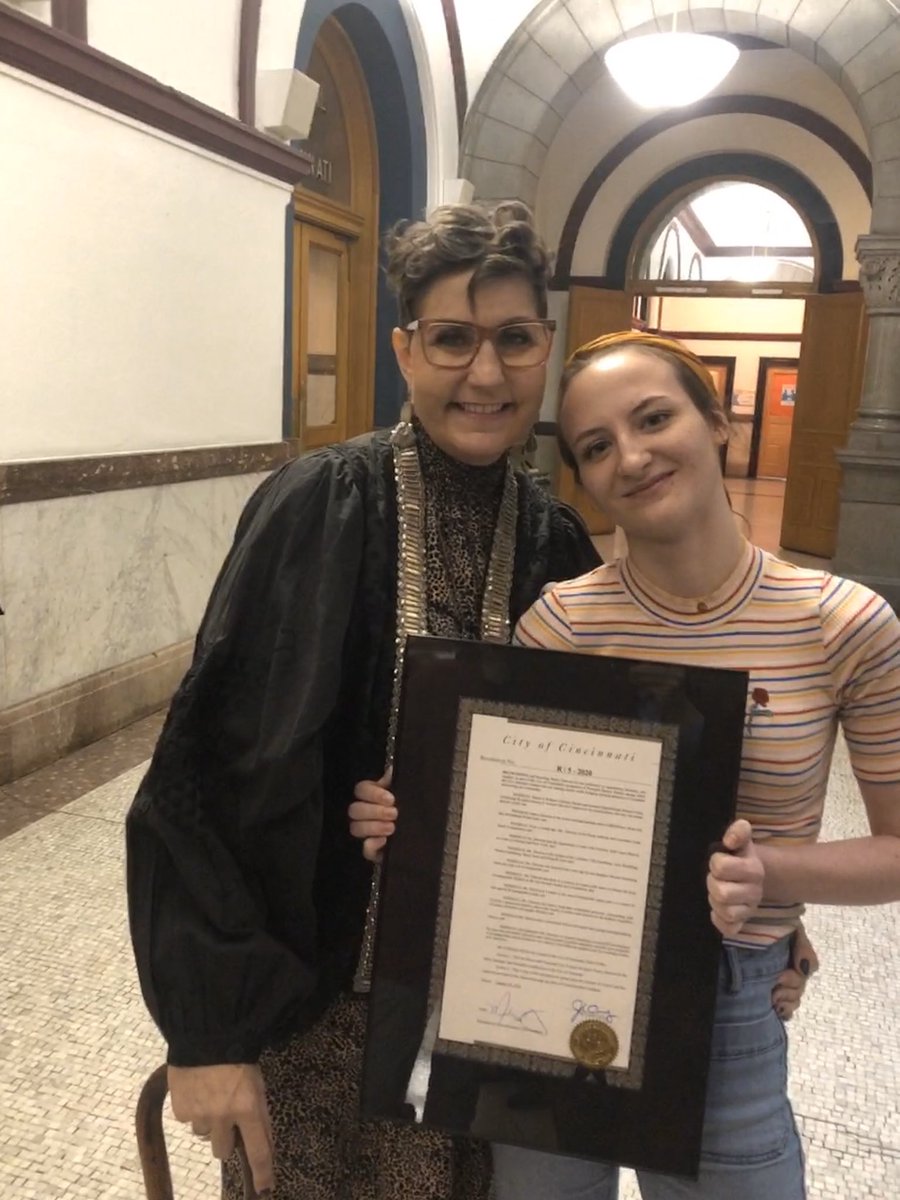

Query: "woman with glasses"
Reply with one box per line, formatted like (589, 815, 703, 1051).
(126, 202, 600, 1200)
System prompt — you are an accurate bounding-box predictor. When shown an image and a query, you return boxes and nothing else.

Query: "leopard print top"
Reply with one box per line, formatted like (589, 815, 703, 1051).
(415, 419, 508, 640)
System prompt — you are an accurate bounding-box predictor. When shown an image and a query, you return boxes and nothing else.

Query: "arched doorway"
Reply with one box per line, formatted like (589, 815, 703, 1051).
(636, 180, 813, 482)
(296, 0, 427, 434)
(562, 163, 867, 558)
(290, 16, 378, 449)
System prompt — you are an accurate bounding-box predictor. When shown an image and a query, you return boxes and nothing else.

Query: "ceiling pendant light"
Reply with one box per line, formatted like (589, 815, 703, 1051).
(605, 6, 739, 110)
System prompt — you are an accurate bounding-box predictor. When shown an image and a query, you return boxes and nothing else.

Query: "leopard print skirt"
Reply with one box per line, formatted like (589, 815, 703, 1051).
(222, 993, 492, 1199)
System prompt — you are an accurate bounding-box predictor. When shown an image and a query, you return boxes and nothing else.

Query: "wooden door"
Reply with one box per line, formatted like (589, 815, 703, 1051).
(702, 357, 736, 411)
(780, 292, 867, 557)
(756, 363, 798, 479)
(556, 286, 633, 535)
(701, 356, 736, 474)
(295, 223, 351, 448)
(291, 15, 378, 447)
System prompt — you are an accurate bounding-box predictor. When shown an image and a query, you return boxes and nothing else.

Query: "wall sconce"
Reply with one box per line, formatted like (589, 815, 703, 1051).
(256, 69, 320, 142)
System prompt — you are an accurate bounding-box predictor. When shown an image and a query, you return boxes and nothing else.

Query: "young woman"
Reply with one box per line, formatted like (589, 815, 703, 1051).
(125, 202, 602, 1199)
(496, 331, 900, 1197)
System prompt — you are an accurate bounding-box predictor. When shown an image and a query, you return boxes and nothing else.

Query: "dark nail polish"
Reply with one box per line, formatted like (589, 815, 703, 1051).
(800, 958, 811, 976)
(777, 1005, 786, 1017)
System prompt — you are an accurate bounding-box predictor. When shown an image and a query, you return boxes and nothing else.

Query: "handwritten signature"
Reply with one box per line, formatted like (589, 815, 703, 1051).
(480, 992, 548, 1035)
(571, 1000, 617, 1025)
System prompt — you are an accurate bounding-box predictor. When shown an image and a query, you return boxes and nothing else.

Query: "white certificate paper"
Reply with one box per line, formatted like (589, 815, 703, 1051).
(437, 713, 663, 1071)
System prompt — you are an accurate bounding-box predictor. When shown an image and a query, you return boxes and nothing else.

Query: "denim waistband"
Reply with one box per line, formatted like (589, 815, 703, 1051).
(721, 934, 793, 993)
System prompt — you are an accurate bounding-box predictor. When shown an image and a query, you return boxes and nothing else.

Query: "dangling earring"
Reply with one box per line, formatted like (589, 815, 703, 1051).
(391, 397, 416, 448)
(515, 427, 539, 473)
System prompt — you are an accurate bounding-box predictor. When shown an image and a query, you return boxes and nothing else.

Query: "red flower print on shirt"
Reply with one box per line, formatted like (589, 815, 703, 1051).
(747, 686, 773, 734)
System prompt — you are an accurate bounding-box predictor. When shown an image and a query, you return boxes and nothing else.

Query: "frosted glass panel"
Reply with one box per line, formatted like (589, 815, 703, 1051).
(307, 373, 336, 427)
(307, 245, 339, 355)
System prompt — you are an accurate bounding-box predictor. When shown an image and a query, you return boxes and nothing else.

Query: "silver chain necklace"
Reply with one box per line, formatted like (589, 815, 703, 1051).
(353, 419, 518, 991)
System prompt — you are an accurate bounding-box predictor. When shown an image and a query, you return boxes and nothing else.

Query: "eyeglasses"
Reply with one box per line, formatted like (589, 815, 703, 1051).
(405, 319, 556, 369)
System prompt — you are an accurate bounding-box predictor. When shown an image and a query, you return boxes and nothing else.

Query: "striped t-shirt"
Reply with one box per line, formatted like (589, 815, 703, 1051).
(513, 540, 900, 947)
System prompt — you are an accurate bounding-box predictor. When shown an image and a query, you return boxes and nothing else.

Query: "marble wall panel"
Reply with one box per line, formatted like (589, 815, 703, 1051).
(0, 504, 8, 714)
(0, 473, 266, 709)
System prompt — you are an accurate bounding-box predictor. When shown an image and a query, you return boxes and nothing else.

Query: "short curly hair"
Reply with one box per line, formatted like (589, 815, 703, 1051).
(383, 201, 551, 325)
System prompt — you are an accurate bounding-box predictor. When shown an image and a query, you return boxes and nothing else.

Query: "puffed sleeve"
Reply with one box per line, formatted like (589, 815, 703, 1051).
(547, 499, 602, 581)
(509, 479, 600, 625)
(126, 450, 366, 1065)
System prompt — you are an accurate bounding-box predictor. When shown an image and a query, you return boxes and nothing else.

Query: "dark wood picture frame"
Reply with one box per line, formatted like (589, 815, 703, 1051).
(363, 637, 749, 1178)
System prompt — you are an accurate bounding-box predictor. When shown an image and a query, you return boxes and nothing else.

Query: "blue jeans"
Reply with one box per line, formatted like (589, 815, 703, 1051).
(492, 938, 805, 1199)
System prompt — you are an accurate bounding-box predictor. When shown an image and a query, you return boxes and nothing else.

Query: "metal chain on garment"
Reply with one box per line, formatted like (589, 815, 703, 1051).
(353, 419, 517, 991)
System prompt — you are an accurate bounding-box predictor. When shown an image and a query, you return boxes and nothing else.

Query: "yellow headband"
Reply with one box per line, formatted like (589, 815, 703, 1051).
(564, 330, 720, 406)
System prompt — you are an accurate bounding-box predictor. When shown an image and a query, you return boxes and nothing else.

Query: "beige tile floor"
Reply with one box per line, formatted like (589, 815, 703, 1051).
(1, 481, 897, 1199)
(1, 742, 896, 1198)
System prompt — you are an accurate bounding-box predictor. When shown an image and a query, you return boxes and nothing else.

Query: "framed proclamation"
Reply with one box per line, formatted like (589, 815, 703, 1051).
(361, 636, 748, 1178)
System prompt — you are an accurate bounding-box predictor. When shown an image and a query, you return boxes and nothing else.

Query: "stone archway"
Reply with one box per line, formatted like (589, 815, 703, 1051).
(462, 1, 900, 606)
(603, 152, 844, 290)
(461, 4, 897, 227)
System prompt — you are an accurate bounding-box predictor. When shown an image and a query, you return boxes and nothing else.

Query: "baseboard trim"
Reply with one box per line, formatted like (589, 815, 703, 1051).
(0, 640, 193, 784)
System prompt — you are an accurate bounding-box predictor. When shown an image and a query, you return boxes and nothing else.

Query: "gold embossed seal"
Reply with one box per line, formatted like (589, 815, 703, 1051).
(569, 1020, 619, 1069)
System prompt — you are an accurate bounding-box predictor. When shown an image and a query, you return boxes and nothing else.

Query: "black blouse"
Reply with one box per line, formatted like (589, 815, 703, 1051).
(126, 429, 599, 1065)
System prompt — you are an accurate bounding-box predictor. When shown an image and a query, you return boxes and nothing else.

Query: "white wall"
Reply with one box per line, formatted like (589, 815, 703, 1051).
(89, 0, 242, 118)
(657, 296, 805, 336)
(1, 67, 291, 461)
(12, 1, 51, 24)
(258, 0, 306, 72)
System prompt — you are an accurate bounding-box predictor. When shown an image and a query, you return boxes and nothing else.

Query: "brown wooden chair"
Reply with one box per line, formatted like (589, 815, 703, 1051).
(136, 1064, 256, 1199)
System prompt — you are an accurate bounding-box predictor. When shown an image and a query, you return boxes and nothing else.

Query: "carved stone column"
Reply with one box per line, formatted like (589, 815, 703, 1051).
(833, 236, 900, 610)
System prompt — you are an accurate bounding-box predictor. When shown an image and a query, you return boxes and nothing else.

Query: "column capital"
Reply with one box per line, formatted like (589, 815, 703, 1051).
(856, 234, 900, 313)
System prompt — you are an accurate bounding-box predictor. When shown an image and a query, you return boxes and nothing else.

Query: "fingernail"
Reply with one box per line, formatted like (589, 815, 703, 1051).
(800, 959, 811, 977)
(777, 1005, 786, 1017)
